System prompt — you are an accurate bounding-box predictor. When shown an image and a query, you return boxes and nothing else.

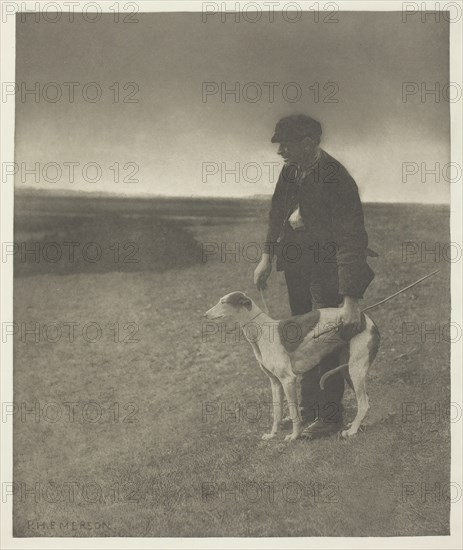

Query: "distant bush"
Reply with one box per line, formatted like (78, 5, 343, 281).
(14, 212, 203, 277)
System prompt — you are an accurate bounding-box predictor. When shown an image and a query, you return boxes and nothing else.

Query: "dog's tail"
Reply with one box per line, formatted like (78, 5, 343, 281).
(320, 363, 353, 390)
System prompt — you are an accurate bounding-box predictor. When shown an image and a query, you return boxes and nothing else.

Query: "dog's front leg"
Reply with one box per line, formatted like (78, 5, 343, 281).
(259, 365, 284, 440)
(262, 377, 284, 440)
(281, 376, 303, 441)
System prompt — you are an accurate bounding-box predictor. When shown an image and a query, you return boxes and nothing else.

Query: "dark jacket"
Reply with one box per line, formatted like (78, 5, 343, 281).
(264, 150, 375, 299)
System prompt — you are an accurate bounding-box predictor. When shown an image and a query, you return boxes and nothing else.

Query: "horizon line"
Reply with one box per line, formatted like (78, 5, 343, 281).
(14, 187, 451, 205)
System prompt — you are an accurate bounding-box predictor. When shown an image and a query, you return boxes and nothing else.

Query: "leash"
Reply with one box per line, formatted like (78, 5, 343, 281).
(259, 288, 270, 315)
(243, 311, 266, 326)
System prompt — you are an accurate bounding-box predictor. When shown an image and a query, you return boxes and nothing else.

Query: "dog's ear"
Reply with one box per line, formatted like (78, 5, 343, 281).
(238, 295, 252, 311)
(225, 291, 253, 310)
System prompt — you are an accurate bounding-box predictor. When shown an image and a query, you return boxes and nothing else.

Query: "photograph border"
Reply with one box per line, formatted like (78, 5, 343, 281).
(1, 1, 462, 548)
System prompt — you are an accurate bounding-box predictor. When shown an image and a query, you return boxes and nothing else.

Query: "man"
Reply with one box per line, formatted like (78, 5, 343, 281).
(254, 114, 375, 438)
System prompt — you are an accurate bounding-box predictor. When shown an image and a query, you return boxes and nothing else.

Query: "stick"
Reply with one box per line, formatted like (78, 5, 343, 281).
(361, 269, 440, 313)
(259, 269, 440, 343)
(318, 269, 440, 388)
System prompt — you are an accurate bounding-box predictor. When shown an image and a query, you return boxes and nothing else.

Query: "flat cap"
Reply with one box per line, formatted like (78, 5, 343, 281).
(271, 114, 322, 143)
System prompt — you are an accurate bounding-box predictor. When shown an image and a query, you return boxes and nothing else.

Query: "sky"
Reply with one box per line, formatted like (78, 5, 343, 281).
(14, 11, 450, 202)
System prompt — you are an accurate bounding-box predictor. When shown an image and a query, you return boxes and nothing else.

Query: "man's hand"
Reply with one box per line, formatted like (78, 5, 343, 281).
(337, 296, 362, 338)
(254, 254, 272, 290)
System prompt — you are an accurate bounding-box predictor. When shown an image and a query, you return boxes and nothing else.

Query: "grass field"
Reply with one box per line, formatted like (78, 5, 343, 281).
(12, 192, 451, 537)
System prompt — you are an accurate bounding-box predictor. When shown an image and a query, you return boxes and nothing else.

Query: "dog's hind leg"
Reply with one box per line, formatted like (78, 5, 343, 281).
(341, 370, 369, 438)
(341, 322, 380, 438)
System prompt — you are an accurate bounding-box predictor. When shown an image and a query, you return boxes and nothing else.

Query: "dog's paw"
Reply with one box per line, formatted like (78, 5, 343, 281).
(341, 428, 357, 438)
(261, 432, 276, 440)
(284, 433, 300, 442)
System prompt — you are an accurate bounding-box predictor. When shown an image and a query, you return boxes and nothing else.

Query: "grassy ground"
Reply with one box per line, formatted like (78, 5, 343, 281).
(13, 196, 451, 536)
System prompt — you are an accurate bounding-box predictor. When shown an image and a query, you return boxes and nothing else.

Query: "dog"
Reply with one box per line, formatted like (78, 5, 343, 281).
(204, 291, 380, 441)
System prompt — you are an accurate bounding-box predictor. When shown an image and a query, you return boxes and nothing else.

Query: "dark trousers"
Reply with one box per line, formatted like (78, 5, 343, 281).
(284, 266, 344, 424)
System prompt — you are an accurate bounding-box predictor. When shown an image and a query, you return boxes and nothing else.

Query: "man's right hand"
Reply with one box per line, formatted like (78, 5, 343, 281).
(254, 254, 272, 290)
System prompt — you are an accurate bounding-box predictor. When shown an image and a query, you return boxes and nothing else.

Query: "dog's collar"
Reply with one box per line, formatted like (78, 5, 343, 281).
(242, 311, 266, 326)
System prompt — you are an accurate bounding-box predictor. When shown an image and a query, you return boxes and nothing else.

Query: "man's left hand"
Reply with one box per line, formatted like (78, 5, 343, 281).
(337, 296, 362, 338)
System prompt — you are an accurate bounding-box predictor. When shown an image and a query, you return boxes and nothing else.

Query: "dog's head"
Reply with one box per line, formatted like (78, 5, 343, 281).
(204, 291, 255, 322)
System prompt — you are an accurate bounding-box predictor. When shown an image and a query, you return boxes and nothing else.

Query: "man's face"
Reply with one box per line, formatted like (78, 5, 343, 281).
(277, 137, 317, 165)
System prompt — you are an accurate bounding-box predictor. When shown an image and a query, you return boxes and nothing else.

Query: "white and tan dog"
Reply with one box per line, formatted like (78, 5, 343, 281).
(204, 291, 380, 441)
